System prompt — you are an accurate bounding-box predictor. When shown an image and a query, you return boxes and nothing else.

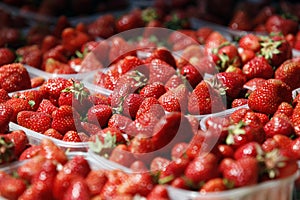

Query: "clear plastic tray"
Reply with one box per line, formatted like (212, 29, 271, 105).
(293, 88, 300, 100)
(167, 170, 299, 200)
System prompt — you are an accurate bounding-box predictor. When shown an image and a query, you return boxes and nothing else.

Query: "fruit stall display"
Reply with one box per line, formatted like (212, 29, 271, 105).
(0, 0, 300, 199)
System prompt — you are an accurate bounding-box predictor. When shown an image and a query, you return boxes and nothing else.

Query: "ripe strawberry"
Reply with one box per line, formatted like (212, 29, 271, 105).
(147, 47, 177, 69)
(5, 98, 32, 122)
(188, 80, 226, 115)
(248, 79, 292, 115)
(122, 93, 144, 119)
(0, 88, 10, 103)
(61, 27, 90, 54)
(264, 114, 294, 138)
(139, 82, 166, 99)
(159, 157, 189, 184)
(12, 90, 44, 111)
(39, 139, 68, 164)
(228, 9, 252, 31)
(265, 14, 299, 36)
(233, 142, 263, 160)
(19, 145, 41, 161)
(259, 35, 292, 68)
(148, 58, 176, 84)
(109, 144, 136, 167)
(274, 57, 300, 90)
(108, 36, 136, 64)
(147, 185, 170, 200)
(51, 105, 81, 134)
(88, 92, 110, 105)
(180, 64, 203, 89)
(87, 104, 112, 128)
(220, 157, 259, 187)
(243, 77, 267, 92)
(44, 58, 77, 74)
(87, 14, 116, 39)
(196, 27, 214, 44)
(164, 74, 184, 90)
(0, 47, 15, 66)
(17, 111, 52, 133)
(0, 103, 13, 133)
(0, 171, 27, 200)
(0, 63, 31, 92)
(238, 48, 256, 65)
(242, 56, 273, 80)
(16, 45, 43, 69)
(30, 76, 45, 88)
(39, 77, 73, 106)
(62, 130, 82, 142)
(200, 178, 227, 192)
(42, 44, 68, 64)
(231, 98, 248, 108)
(118, 55, 144, 74)
(158, 84, 189, 113)
(108, 114, 133, 133)
(37, 99, 58, 116)
(274, 102, 294, 117)
(238, 34, 261, 52)
(85, 169, 107, 196)
(184, 153, 219, 187)
(215, 72, 246, 100)
(117, 172, 154, 197)
(64, 176, 91, 200)
(115, 9, 144, 32)
(128, 134, 155, 164)
(43, 128, 63, 140)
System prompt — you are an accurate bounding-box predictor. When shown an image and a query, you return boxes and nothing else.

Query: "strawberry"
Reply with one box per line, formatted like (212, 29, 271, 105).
(30, 76, 45, 88)
(200, 178, 227, 192)
(147, 47, 177, 69)
(53, 155, 91, 200)
(0, 103, 13, 133)
(87, 104, 112, 128)
(37, 99, 58, 116)
(264, 114, 294, 138)
(265, 14, 299, 36)
(16, 45, 43, 69)
(231, 98, 248, 108)
(19, 145, 42, 161)
(43, 128, 63, 140)
(148, 58, 176, 84)
(87, 14, 116, 39)
(108, 36, 136, 64)
(115, 9, 144, 32)
(139, 82, 166, 99)
(147, 185, 170, 200)
(39, 139, 68, 164)
(117, 172, 154, 197)
(0, 63, 31, 92)
(220, 157, 259, 188)
(0, 171, 27, 200)
(159, 157, 189, 184)
(135, 97, 165, 119)
(259, 35, 292, 68)
(238, 48, 256, 65)
(42, 44, 68, 65)
(5, 98, 32, 122)
(122, 93, 144, 119)
(274, 57, 300, 90)
(64, 176, 90, 200)
(180, 64, 203, 89)
(164, 74, 184, 90)
(41, 35, 59, 53)
(248, 79, 292, 115)
(61, 27, 90, 54)
(233, 142, 263, 160)
(44, 58, 77, 74)
(215, 72, 246, 100)
(184, 153, 219, 188)
(118, 55, 144, 74)
(243, 77, 267, 92)
(51, 105, 81, 134)
(0, 47, 15, 66)
(12, 90, 44, 111)
(0, 88, 10, 103)
(109, 144, 136, 167)
(228, 10, 252, 31)
(108, 113, 133, 133)
(158, 84, 189, 113)
(188, 80, 226, 115)
(85, 169, 107, 196)
(274, 102, 294, 117)
(17, 111, 52, 133)
(128, 134, 155, 164)
(0, 136, 15, 164)
(88, 92, 110, 105)
(62, 130, 82, 142)
(196, 27, 214, 44)
(242, 56, 274, 80)
(238, 34, 261, 52)
(39, 77, 73, 106)
(171, 142, 188, 160)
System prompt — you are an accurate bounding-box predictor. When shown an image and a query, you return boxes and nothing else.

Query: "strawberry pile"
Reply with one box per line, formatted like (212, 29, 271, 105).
(0, 139, 171, 200)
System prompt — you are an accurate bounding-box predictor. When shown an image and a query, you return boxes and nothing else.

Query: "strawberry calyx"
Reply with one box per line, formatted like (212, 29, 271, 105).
(0, 137, 14, 164)
(259, 38, 282, 61)
(62, 80, 89, 103)
(262, 148, 288, 179)
(141, 7, 159, 23)
(158, 174, 175, 185)
(226, 121, 246, 145)
(204, 78, 227, 97)
(88, 132, 117, 158)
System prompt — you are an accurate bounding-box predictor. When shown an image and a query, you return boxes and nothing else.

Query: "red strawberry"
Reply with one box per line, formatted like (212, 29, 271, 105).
(139, 82, 166, 99)
(37, 99, 58, 116)
(274, 57, 300, 90)
(61, 27, 90, 54)
(238, 48, 256, 65)
(122, 93, 144, 119)
(109, 144, 136, 167)
(43, 128, 63, 140)
(0, 171, 27, 200)
(231, 98, 248, 108)
(248, 79, 292, 115)
(274, 102, 294, 117)
(51, 105, 81, 134)
(233, 142, 263, 160)
(159, 157, 189, 184)
(242, 56, 274, 80)
(87, 14, 116, 39)
(164, 74, 184, 90)
(265, 14, 299, 36)
(220, 157, 259, 187)
(264, 114, 294, 138)
(0, 88, 10, 103)
(5, 98, 32, 122)
(39, 77, 73, 105)
(87, 104, 112, 128)
(128, 134, 155, 164)
(135, 97, 165, 119)
(184, 153, 219, 187)
(30, 76, 45, 88)
(17, 111, 52, 133)
(0, 47, 15, 66)
(62, 130, 82, 142)
(148, 58, 176, 84)
(215, 72, 246, 100)
(0, 103, 13, 133)
(0, 63, 31, 92)
(118, 55, 144, 74)
(238, 34, 261, 52)
(158, 84, 189, 113)
(88, 92, 110, 105)
(108, 114, 133, 133)
(243, 77, 267, 92)
(16, 45, 43, 69)
(44, 58, 77, 74)
(117, 172, 154, 197)
(115, 9, 144, 33)
(200, 178, 227, 192)
(147, 185, 170, 200)
(85, 169, 107, 196)
(12, 90, 44, 111)
(180, 64, 203, 89)
(39, 139, 68, 164)
(188, 80, 226, 115)
(147, 47, 177, 69)
(196, 27, 214, 44)
(64, 176, 90, 200)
